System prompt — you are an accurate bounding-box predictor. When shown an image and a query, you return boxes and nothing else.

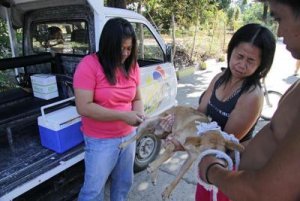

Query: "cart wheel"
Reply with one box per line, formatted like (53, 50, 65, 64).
(134, 133, 161, 172)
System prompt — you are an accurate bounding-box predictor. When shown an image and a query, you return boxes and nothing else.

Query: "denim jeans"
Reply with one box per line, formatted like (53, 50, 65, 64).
(78, 131, 136, 201)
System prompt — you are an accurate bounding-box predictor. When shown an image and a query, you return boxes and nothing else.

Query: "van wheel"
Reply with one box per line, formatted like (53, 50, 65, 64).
(134, 133, 161, 172)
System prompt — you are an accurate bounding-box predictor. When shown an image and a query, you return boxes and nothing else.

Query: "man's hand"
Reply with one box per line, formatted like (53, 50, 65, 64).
(198, 155, 227, 184)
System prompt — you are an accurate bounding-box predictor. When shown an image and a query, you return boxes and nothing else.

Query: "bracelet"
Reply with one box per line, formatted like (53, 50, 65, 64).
(205, 162, 226, 185)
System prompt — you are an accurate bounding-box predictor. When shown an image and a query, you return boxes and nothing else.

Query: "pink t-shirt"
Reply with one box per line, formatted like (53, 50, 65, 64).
(73, 54, 140, 138)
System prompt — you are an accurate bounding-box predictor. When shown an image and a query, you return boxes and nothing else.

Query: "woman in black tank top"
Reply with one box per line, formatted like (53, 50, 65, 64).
(196, 23, 276, 201)
(206, 77, 255, 142)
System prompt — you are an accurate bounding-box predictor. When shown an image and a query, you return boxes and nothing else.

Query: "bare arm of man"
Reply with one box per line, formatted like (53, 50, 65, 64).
(204, 119, 300, 201)
(75, 89, 143, 126)
(240, 81, 300, 169)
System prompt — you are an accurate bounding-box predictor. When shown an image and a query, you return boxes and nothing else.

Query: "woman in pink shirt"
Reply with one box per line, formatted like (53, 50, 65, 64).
(74, 17, 144, 201)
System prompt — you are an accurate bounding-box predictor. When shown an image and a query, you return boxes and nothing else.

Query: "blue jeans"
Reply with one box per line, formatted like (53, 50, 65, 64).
(78, 131, 136, 201)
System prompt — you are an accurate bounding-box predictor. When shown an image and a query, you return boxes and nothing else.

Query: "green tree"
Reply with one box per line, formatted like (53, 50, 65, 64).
(214, 0, 231, 10)
(0, 18, 11, 59)
(242, 3, 264, 24)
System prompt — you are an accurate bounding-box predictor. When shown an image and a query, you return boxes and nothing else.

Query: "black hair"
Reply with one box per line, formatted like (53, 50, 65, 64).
(97, 17, 137, 85)
(269, 0, 300, 18)
(220, 23, 276, 93)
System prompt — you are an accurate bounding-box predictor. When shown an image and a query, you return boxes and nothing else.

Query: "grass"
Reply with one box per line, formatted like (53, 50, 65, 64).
(176, 66, 195, 79)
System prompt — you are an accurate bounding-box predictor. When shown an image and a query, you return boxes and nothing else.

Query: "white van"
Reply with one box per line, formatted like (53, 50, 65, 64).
(0, 0, 177, 200)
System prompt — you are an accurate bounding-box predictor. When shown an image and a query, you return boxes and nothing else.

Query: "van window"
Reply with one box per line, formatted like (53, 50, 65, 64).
(31, 21, 89, 55)
(131, 23, 164, 67)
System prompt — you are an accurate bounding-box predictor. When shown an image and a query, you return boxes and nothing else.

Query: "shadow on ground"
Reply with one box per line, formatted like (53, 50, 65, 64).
(176, 70, 215, 107)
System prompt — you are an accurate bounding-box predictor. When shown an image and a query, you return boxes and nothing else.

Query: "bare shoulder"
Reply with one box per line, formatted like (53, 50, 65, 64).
(271, 80, 300, 140)
(240, 81, 300, 170)
(233, 86, 264, 120)
(198, 72, 223, 112)
(225, 86, 263, 139)
(239, 85, 264, 105)
(211, 72, 223, 85)
(204, 72, 223, 93)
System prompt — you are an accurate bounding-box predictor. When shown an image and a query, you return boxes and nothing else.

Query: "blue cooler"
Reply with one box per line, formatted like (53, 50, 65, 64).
(38, 97, 83, 153)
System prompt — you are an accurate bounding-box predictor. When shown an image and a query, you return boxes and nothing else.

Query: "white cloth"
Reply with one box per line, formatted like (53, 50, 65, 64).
(194, 121, 241, 201)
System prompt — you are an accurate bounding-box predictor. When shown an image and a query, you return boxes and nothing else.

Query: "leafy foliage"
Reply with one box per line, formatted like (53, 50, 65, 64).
(143, 0, 219, 31)
(0, 19, 11, 59)
(242, 3, 264, 24)
(0, 18, 22, 91)
(0, 1, 277, 72)
(0, 18, 22, 59)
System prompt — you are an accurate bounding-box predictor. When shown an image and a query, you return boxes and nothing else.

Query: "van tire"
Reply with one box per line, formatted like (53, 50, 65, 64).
(134, 133, 161, 172)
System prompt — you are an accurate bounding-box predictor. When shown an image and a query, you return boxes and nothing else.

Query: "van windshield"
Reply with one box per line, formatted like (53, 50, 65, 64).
(31, 21, 89, 55)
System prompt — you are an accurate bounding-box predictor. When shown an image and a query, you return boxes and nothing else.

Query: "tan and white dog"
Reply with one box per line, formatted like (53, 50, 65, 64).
(119, 105, 244, 200)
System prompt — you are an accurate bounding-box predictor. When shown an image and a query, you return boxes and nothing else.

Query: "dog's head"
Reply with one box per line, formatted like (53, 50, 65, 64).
(185, 130, 244, 152)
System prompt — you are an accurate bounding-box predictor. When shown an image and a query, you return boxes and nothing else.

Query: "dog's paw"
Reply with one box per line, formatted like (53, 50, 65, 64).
(161, 187, 171, 200)
(147, 165, 154, 173)
(150, 171, 158, 186)
(161, 186, 172, 200)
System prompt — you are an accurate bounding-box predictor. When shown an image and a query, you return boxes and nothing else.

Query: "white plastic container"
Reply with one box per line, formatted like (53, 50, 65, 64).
(31, 74, 58, 100)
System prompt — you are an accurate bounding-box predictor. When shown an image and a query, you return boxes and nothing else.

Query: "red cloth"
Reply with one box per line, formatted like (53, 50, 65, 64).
(195, 184, 231, 201)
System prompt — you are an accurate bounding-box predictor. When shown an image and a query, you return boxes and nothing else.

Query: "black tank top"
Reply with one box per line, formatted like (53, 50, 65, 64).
(206, 78, 254, 142)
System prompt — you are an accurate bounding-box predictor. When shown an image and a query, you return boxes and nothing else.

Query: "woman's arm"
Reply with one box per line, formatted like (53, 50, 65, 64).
(132, 87, 144, 116)
(75, 88, 143, 126)
(224, 87, 264, 139)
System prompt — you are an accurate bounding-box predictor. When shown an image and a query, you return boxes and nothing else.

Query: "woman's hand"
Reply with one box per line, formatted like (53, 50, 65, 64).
(123, 111, 145, 126)
(160, 114, 175, 132)
(159, 114, 185, 151)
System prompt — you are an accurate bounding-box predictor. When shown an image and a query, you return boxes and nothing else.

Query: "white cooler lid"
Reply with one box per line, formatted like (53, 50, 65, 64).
(38, 106, 81, 131)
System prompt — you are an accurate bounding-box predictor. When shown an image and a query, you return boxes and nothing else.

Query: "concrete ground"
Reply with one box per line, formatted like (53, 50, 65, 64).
(123, 41, 298, 201)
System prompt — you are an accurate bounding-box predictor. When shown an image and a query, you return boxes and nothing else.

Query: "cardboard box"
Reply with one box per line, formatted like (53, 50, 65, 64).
(33, 91, 59, 100)
(38, 106, 83, 153)
(31, 74, 58, 100)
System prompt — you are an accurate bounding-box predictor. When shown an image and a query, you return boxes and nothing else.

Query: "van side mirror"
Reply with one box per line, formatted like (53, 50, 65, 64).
(166, 44, 173, 63)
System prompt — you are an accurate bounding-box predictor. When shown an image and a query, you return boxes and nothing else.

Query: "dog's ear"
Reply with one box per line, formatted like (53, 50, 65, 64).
(184, 136, 202, 146)
(225, 140, 244, 152)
